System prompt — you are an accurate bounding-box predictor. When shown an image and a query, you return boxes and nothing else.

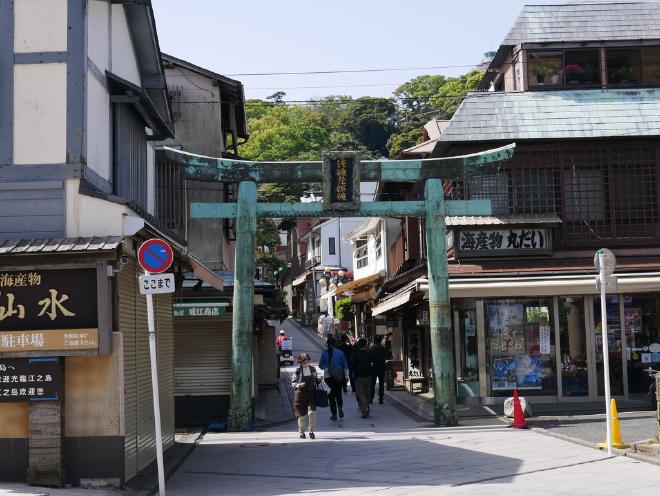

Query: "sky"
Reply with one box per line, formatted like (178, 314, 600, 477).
(152, 0, 565, 102)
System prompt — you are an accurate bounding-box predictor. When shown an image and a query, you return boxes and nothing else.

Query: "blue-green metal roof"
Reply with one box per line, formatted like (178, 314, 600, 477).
(439, 88, 660, 143)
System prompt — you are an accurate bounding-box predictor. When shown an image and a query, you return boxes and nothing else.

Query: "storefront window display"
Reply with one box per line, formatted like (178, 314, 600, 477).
(593, 296, 624, 396)
(558, 297, 589, 397)
(487, 299, 557, 396)
(623, 293, 660, 395)
(457, 308, 479, 398)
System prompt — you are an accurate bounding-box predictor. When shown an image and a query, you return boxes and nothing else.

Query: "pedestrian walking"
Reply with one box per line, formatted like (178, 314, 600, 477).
(351, 338, 374, 418)
(291, 352, 319, 439)
(369, 336, 390, 404)
(338, 333, 354, 392)
(319, 335, 349, 420)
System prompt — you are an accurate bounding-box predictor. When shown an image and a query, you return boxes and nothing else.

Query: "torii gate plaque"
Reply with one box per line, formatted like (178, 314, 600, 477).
(163, 143, 515, 429)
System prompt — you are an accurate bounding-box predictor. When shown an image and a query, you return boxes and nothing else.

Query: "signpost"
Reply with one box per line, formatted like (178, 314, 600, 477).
(595, 248, 617, 455)
(137, 239, 175, 496)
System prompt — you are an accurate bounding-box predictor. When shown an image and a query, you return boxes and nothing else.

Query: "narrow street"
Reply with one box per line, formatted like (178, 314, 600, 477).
(165, 320, 660, 496)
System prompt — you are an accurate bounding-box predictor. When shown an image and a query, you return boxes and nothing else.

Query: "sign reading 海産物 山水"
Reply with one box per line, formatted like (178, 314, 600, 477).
(322, 151, 361, 211)
(0, 269, 98, 353)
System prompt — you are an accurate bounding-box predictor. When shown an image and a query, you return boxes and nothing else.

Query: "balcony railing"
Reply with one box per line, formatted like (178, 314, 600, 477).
(305, 255, 321, 270)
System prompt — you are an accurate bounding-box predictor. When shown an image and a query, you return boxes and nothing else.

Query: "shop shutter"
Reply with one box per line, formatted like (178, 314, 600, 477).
(118, 259, 138, 481)
(174, 316, 232, 396)
(155, 293, 175, 449)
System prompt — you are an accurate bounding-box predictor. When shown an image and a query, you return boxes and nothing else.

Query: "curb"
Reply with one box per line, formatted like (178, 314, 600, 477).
(384, 390, 434, 422)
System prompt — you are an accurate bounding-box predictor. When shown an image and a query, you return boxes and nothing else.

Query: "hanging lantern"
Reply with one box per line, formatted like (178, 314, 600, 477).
(319, 278, 327, 287)
(337, 270, 346, 278)
(329, 283, 337, 290)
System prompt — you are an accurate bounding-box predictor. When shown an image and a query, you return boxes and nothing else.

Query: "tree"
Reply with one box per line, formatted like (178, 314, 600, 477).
(429, 70, 483, 119)
(393, 74, 447, 114)
(255, 252, 287, 283)
(386, 127, 426, 159)
(337, 97, 397, 156)
(256, 218, 281, 248)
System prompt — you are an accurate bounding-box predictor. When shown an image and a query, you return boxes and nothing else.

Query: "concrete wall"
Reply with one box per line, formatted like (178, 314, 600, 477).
(319, 218, 363, 269)
(14, 0, 67, 53)
(110, 4, 140, 86)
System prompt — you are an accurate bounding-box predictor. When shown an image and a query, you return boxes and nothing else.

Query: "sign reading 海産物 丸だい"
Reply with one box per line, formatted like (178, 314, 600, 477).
(322, 151, 361, 211)
(0, 269, 98, 353)
(456, 228, 551, 257)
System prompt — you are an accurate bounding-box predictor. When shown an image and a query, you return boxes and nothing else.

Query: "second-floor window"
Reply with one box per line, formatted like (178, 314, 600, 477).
(328, 237, 336, 255)
(355, 239, 368, 269)
(113, 104, 148, 211)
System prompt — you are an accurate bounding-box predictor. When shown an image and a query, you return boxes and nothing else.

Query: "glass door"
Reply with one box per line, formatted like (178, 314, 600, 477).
(557, 297, 590, 397)
(456, 309, 479, 398)
(592, 295, 625, 397)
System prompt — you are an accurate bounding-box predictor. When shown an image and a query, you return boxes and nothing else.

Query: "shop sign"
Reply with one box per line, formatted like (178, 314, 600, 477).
(322, 151, 361, 210)
(0, 357, 62, 402)
(0, 269, 98, 353)
(406, 328, 423, 378)
(456, 228, 551, 257)
(173, 300, 228, 317)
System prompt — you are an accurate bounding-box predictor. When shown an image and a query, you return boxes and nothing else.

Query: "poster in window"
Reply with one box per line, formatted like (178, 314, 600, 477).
(524, 324, 540, 354)
(516, 354, 542, 390)
(491, 356, 517, 390)
(624, 308, 642, 333)
(488, 303, 524, 355)
(539, 325, 551, 355)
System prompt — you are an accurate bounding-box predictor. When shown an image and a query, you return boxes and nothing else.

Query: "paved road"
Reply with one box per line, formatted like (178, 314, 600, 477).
(167, 332, 660, 496)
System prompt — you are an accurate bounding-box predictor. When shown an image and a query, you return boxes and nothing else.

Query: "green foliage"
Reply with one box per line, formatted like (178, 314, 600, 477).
(255, 252, 287, 283)
(429, 70, 483, 119)
(256, 218, 280, 248)
(394, 75, 448, 114)
(337, 97, 397, 156)
(335, 297, 353, 322)
(386, 127, 425, 159)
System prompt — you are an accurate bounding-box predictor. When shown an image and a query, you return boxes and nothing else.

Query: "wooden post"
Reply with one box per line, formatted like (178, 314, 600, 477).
(227, 181, 257, 431)
(28, 400, 65, 486)
(425, 179, 458, 426)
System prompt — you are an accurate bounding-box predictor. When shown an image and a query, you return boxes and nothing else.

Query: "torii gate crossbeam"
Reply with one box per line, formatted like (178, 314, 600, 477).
(165, 144, 516, 430)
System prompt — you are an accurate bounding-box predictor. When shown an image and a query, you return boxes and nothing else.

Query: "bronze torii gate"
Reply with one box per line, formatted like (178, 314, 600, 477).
(163, 144, 515, 430)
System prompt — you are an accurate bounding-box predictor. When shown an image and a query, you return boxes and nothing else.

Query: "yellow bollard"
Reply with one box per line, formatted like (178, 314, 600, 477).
(597, 399, 630, 450)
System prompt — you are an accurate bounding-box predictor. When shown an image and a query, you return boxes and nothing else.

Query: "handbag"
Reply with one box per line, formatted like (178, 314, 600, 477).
(314, 386, 329, 408)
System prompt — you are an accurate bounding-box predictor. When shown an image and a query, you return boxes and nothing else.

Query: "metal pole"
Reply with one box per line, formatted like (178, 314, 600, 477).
(228, 181, 257, 431)
(145, 269, 166, 496)
(599, 253, 613, 455)
(424, 179, 458, 426)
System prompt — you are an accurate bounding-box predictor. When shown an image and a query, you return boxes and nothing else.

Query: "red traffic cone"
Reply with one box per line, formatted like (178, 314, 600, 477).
(512, 389, 529, 429)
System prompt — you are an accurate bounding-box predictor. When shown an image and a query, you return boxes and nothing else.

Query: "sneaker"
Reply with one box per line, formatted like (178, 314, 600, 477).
(299, 432, 306, 439)
(361, 412, 368, 419)
(309, 432, 315, 439)
(338, 408, 344, 418)
(330, 415, 338, 421)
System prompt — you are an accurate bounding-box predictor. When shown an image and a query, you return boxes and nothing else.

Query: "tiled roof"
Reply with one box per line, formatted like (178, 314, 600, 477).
(439, 88, 660, 142)
(0, 237, 122, 255)
(503, 1, 660, 45)
(446, 214, 562, 226)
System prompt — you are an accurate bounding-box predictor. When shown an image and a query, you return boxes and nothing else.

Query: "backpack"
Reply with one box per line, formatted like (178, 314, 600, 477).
(327, 348, 345, 381)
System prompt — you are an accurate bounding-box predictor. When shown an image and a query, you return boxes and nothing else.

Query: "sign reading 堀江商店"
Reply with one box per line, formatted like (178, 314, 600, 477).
(0, 269, 98, 353)
(456, 228, 551, 257)
(322, 151, 361, 211)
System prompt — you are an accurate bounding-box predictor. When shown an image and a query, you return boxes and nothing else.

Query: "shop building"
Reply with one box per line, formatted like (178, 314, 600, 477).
(373, 0, 660, 405)
(0, 0, 221, 486)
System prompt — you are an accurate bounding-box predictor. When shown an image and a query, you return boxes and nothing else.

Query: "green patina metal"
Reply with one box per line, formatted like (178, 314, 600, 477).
(166, 143, 515, 430)
(227, 181, 257, 431)
(163, 143, 514, 183)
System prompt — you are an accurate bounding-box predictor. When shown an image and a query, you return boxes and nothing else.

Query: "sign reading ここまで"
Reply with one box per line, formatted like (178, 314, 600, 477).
(0, 269, 98, 353)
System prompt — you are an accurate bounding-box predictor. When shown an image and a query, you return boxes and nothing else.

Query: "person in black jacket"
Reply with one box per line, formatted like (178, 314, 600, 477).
(350, 338, 373, 418)
(338, 334, 354, 392)
(369, 336, 390, 404)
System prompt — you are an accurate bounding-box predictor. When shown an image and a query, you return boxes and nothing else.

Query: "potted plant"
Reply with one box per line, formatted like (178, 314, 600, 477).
(533, 64, 549, 85)
(546, 63, 561, 85)
(610, 65, 632, 84)
(562, 64, 584, 84)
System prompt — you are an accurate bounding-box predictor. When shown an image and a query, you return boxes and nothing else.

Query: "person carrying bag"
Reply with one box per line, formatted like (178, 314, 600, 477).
(319, 335, 350, 421)
(291, 353, 321, 439)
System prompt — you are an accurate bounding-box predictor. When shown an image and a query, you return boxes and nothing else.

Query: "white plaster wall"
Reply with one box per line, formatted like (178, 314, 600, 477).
(14, 0, 67, 53)
(86, 72, 111, 180)
(320, 218, 362, 269)
(13, 63, 67, 164)
(111, 4, 141, 85)
(88, 0, 111, 71)
(65, 179, 128, 237)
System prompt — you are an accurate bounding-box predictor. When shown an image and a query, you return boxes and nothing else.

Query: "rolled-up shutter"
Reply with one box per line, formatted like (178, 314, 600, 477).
(174, 316, 232, 396)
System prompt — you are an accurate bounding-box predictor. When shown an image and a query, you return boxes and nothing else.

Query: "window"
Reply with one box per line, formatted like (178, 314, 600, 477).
(354, 239, 368, 269)
(563, 49, 600, 87)
(328, 237, 336, 255)
(641, 47, 660, 83)
(113, 104, 148, 210)
(527, 51, 563, 88)
(607, 48, 642, 85)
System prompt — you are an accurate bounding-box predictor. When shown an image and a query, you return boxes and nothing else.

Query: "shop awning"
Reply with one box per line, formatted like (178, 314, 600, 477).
(371, 281, 417, 316)
(344, 218, 380, 242)
(445, 213, 561, 227)
(292, 271, 311, 286)
(414, 272, 660, 298)
(335, 272, 384, 295)
(187, 255, 224, 291)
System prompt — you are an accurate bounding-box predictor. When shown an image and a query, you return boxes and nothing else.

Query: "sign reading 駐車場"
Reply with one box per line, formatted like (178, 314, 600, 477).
(322, 151, 361, 211)
(0, 269, 98, 353)
(456, 228, 551, 257)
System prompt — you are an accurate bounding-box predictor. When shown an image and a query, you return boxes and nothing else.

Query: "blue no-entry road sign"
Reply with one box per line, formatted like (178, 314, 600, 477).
(137, 239, 174, 274)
